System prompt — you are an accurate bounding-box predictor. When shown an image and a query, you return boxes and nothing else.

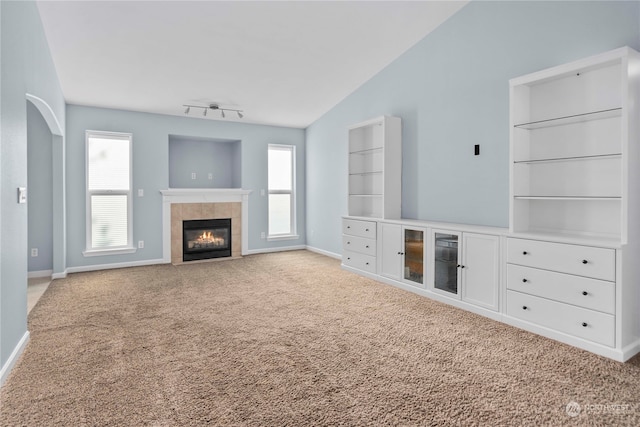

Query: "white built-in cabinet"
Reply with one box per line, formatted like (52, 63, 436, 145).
(379, 222, 427, 288)
(430, 230, 500, 311)
(348, 116, 401, 218)
(344, 217, 503, 316)
(506, 47, 640, 361)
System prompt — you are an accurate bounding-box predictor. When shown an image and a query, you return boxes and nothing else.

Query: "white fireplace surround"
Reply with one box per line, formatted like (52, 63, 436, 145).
(160, 188, 251, 263)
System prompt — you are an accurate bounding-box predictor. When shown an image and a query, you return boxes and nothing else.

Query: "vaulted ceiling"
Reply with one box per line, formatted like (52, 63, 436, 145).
(37, 1, 467, 128)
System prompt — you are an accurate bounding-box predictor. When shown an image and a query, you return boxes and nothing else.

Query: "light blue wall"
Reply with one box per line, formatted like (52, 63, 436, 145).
(1, 1, 65, 375)
(306, 0, 640, 256)
(65, 105, 306, 268)
(168, 136, 241, 188)
(27, 102, 54, 272)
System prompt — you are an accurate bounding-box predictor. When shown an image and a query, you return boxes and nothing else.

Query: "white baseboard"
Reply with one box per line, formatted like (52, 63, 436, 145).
(621, 339, 640, 362)
(245, 245, 307, 255)
(65, 258, 167, 274)
(51, 271, 68, 280)
(27, 269, 53, 279)
(0, 331, 30, 387)
(305, 245, 341, 260)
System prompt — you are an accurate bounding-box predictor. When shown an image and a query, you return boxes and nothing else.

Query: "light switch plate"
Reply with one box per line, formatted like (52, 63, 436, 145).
(17, 187, 27, 204)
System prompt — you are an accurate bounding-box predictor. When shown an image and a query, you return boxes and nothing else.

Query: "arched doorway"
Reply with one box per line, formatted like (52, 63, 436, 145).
(25, 94, 65, 312)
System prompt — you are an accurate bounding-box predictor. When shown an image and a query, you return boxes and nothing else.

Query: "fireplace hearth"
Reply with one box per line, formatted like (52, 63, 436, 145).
(183, 218, 232, 261)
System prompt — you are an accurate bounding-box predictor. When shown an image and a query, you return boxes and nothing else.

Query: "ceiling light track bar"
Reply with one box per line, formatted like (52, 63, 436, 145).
(183, 103, 244, 119)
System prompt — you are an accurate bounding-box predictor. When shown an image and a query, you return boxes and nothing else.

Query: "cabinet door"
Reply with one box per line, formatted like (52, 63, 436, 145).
(462, 233, 500, 311)
(403, 227, 426, 286)
(432, 230, 461, 297)
(379, 223, 402, 279)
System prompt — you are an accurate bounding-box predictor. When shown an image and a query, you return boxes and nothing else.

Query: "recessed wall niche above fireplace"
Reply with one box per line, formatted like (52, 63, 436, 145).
(183, 218, 232, 261)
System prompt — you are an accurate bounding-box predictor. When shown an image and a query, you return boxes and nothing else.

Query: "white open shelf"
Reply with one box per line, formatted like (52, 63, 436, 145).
(509, 50, 627, 243)
(347, 116, 401, 219)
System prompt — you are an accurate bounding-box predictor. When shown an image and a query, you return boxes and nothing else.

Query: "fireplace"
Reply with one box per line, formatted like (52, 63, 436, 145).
(182, 218, 232, 261)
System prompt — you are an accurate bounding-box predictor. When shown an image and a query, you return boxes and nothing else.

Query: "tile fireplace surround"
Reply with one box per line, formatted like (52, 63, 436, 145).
(160, 189, 251, 265)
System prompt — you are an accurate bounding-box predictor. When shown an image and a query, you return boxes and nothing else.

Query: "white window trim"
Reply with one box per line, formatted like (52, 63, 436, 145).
(83, 130, 136, 256)
(267, 144, 297, 240)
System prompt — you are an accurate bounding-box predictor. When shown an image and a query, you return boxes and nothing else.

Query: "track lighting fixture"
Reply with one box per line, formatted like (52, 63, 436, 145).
(182, 103, 244, 119)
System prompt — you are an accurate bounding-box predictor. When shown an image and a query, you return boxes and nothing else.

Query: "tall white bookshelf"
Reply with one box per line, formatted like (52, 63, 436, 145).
(348, 116, 401, 219)
(509, 47, 639, 245)
(507, 47, 640, 361)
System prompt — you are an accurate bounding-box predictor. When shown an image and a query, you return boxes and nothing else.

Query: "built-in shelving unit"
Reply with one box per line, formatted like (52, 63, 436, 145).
(506, 46, 640, 362)
(509, 49, 633, 243)
(348, 116, 401, 218)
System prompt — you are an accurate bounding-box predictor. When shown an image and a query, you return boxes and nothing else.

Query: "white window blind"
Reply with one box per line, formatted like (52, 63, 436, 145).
(86, 131, 133, 253)
(268, 145, 296, 237)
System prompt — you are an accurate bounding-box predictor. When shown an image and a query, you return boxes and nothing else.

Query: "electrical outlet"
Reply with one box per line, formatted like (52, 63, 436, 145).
(31, 248, 38, 257)
(138, 189, 144, 197)
(191, 172, 196, 180)
(138, 240, 144, 249)
(260, 232, 266, 239)
(208, 173, 213, 180)
(260, 189, 265, 196)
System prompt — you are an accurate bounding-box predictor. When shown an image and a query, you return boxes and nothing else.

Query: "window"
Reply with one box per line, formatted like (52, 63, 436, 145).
(268, 144, 297, 239)
(84, 131, 134, 255)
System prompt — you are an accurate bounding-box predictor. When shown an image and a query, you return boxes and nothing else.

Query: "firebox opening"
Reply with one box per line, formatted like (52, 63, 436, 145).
(183, 218, 232, 261)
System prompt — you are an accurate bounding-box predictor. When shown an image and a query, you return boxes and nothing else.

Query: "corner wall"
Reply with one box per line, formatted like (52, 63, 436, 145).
(1, 1, 66, 383)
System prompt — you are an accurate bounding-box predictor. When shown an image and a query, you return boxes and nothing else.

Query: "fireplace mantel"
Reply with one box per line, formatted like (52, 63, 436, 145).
(161, 188, 251, 263)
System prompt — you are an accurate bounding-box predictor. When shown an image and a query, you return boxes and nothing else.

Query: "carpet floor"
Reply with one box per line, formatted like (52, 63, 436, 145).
(1, 250, 640, 426)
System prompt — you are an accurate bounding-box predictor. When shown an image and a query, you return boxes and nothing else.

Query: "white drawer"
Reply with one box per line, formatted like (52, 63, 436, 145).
(506, 290, 614, 347)
(507, 264, 615, 314)
(342, 234, 376, 257)
(507, 238, 615, 281)
(342, 250, 376, 274)
(343, 218, 377, 239)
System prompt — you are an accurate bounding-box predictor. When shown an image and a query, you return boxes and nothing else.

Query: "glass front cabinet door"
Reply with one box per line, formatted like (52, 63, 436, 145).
(432, 230, 461, 297)
(379, 223, 426, 288)
(403, 228, 425, 285)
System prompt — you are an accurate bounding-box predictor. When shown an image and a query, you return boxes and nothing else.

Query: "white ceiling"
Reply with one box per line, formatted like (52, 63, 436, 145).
(37, 1, 467, 129)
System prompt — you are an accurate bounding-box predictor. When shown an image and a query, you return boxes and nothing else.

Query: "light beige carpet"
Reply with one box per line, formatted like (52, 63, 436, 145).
(1, 250, 639, 426)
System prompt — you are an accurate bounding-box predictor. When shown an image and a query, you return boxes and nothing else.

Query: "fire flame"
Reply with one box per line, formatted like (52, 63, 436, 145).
(197, 231, 225, 246)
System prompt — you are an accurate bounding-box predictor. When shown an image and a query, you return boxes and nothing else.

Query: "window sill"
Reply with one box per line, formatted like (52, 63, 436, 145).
(267, 234, 300, 242)
(83, 247, 137, 257)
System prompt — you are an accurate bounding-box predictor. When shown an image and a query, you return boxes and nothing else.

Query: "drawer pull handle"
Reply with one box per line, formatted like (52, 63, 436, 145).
(522, 278, 528, 283)
(522, 251, 528, 255)
(582, 291, 588, 296)
(365, 228, 369, 232)
(347, 241, 351, 245)
(365, 262, 369, 265)
(582, 322, 588, 327)
(347, 226, 351, 229)
(582, 260, 588, 264)
(461, 265, 465, 269)
(457, 264, 461, 268)
(347, 257, 351, 260)
(365, 245, 369, 248)
(522, 306, 528, 310)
